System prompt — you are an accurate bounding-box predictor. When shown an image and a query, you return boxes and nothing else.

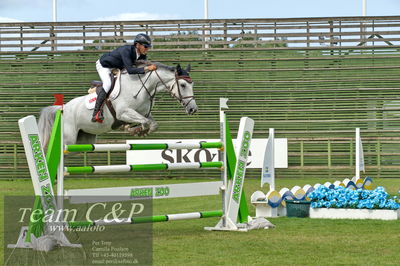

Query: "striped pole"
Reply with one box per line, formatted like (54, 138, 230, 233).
(65, 161, 223, 175)
(65, 142, 222, 153)
(68, 210, 222, 228)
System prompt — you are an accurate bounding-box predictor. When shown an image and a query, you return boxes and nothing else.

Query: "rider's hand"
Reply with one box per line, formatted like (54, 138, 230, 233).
(145, 64, 157, 72)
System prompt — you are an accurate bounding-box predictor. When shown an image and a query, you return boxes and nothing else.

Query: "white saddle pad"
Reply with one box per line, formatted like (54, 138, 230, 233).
(85, 70, 121, 110)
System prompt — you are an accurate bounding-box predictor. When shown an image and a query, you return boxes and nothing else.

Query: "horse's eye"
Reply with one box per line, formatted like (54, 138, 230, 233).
(180, 84, 186, 89)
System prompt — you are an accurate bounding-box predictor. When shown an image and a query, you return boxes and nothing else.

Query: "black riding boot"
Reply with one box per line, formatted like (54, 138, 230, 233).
(91, 87, 107, 123)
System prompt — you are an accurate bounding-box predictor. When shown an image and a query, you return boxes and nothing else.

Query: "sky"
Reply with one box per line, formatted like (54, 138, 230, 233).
(0, 0, 399, 23)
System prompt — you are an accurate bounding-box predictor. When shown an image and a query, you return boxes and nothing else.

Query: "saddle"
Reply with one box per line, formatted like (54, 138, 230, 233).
(87, 80, 103, 95)
(86, 69, 125, 129)
(87, 68, 120, 95)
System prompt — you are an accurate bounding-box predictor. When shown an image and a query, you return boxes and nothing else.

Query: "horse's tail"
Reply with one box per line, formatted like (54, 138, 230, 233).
(38, 105, 62, 152)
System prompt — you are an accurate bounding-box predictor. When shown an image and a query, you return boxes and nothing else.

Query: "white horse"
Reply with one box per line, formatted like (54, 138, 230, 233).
(38, 63, 197, 149)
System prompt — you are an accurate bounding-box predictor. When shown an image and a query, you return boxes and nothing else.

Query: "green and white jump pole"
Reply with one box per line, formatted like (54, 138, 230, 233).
(65, 141, 223, 152)
(69, 210, 223, 228)
(65, 161, 223, 175)
(10, 97, 255, 250)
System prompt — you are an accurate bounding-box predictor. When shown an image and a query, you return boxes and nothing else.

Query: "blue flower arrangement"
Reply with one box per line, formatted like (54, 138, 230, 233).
(308, 186, 400, 210)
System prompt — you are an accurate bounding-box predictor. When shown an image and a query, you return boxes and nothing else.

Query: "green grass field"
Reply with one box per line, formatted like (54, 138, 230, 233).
(1, 177, 399, 265)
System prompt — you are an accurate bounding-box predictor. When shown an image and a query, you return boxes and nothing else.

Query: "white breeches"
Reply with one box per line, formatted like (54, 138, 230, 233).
(96, 60, 112, 93)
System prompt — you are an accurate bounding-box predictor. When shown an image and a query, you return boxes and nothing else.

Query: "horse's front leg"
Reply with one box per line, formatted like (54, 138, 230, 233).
(117, 109, 156, 136)
(125, 115, 158, 137)
(144, 114, 159, 134)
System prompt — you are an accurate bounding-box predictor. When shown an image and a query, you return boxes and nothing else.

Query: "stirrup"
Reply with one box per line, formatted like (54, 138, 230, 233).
(91, 111, 104, 123)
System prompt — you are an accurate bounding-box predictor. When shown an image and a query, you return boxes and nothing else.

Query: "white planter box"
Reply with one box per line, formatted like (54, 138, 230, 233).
(310, 208, 400, 220)
(252, 201, 287, 218)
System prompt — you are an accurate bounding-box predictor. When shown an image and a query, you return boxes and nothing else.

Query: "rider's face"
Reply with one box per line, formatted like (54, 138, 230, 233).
(137, 43, 150, 55)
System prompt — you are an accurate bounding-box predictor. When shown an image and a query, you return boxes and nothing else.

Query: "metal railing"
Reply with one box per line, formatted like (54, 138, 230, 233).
(1, 16, 400, 52)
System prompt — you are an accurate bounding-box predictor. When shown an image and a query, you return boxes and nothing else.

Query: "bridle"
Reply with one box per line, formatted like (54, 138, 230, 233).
(155, 71, 195, 108)
(134, 68, 195, 117)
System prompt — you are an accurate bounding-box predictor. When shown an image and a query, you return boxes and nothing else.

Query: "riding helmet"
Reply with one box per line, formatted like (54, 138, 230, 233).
(134, 33, 152, 48)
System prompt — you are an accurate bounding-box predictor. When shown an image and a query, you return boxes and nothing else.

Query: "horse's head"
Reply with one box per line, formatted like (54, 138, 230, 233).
(169, 64, 198, 115)
(133, 61, 198, 115)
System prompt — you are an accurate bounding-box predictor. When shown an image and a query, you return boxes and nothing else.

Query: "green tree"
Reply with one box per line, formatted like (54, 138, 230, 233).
(84, 38, 126, 51)
(232, 31, 288, 48)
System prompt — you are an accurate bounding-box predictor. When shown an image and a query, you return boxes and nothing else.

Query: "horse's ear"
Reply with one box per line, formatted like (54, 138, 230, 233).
(176, 64, 183, 75)
(185, 64, 191, 73)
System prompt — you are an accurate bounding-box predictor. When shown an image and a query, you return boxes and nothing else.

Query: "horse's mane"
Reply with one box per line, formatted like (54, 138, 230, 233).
(133, 60, 191, 77)
(135, 60, 175, 72)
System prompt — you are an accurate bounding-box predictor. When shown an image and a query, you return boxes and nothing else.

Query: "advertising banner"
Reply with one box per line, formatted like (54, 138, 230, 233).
(126, 139, 287, 169)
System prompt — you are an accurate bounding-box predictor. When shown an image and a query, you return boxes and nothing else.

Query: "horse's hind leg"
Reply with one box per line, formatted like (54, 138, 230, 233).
(63, 125, 79, 146)
(76, 130, 97, 145)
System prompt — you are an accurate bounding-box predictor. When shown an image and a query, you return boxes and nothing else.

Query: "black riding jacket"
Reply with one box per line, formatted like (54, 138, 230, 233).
(100, 45, 147, 74)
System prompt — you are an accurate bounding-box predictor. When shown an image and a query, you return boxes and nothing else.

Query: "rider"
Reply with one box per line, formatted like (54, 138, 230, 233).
(92, 33, 158, 122)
